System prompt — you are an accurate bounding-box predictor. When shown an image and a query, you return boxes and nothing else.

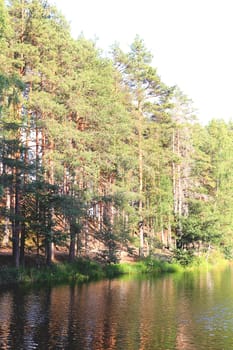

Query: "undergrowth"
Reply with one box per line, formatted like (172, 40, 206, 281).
(0, 250, 229, 287)
(0, 257, 180, 286)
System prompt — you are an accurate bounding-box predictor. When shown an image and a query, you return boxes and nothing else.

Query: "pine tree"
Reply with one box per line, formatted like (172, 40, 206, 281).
(3, 0, 75, 265)
(169, 87, 196, 248)
(192, 120, 233, 249)
(112, 36, 172, 256)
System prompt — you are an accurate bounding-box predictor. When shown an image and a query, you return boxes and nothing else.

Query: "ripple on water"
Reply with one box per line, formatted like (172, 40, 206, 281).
(0, 267, 233, 349)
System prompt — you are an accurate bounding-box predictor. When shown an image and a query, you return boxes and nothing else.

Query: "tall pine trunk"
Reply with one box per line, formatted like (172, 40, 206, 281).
(12, 169, 20, 268)
(45, 137, 55, 266)
(138, 108, 144, 257)
(69, 221, 77, 262)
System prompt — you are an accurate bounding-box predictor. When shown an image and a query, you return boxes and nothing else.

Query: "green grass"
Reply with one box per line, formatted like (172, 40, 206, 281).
(0, 258, 105, 286)
(0, 251, 229, 287)
(0, 257, 181, 286)
(183, 250, 229, 272)
(104, 258, 182, 278)
(169, 248, 229, 275)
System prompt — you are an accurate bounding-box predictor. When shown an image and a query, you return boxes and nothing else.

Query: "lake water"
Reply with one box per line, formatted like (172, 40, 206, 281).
(1, 264, 233, 349)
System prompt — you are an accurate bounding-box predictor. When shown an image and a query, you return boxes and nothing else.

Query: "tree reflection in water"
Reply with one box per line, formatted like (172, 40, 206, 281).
(0, 265, 233, 349)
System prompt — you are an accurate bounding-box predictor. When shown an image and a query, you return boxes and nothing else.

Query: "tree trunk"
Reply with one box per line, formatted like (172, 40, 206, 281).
(35, 122, 40, 256)
(45, 138, 55, 266)
(138, 109, 144, 257)
(69, 222, 76, 262)
(46, 241, 54, 266)
(20, 223, 26, 267)
(12, 170, 20, 268)
(3, 188, 11, 246)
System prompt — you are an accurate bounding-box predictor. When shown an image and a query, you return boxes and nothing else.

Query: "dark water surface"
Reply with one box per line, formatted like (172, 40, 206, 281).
(1, 264, 233, 349)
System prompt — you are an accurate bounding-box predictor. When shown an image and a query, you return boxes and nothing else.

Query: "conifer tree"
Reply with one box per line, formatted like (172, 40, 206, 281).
(169, 87, 196, 247)
(112, 36, 172, 256)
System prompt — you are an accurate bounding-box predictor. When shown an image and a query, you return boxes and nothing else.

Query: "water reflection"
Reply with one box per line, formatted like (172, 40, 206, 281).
(0, 265, 233, 349)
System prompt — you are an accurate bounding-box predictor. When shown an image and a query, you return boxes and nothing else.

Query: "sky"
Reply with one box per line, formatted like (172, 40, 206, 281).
(52, 0, 233, 124)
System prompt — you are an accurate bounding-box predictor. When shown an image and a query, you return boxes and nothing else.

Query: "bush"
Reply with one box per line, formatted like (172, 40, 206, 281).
(172, 249, 194, 266)
(222, 245, 233, 260)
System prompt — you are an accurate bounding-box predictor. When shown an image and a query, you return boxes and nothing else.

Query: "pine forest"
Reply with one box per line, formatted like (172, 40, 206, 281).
(1, 0, 233, 269)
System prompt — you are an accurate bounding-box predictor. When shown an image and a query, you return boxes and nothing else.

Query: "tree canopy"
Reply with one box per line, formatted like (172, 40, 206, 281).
(1, 0, 233, 267)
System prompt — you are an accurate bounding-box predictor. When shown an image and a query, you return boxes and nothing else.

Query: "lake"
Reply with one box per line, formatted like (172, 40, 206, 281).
(0, 264, 233, 349)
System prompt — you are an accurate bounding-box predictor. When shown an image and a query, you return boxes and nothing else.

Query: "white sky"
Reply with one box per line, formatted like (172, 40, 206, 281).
(52, 0, 233, 124)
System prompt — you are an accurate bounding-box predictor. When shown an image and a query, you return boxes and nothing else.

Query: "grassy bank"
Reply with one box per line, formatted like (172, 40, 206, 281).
(172, 248, 229, 271)
(0, 249, 229, 287)
(104, 258, 181, 278)
(0, 257, 182, 287)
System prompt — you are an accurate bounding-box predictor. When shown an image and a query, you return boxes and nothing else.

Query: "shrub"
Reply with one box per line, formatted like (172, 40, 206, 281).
(222, 245, 233, 260)
(172, 249, 194, 266)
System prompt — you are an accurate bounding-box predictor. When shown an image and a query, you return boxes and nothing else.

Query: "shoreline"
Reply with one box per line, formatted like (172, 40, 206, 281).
(0, 256, 180, 287)
(0, 251, 229, 288)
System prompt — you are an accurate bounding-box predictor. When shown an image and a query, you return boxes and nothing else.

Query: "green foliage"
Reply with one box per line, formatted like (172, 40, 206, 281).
(222, 245, 233, 260)
(104, 262, 147, 277)
(0, 258, 106, 286)
(172, 249, 195, 266)
(104, 258, 179, 278)
(1, 0, 233, 269)
(70, 259, 105, 280)
(0, 267, 21, 285)
(143, 257, 180, 273)
(175, 199, 221, 249)
(0, 258, 179, 286)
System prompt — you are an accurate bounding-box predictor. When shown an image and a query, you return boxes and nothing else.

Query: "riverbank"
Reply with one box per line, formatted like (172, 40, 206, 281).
(0, 249, 229, 287)
(0, 255, 182, 286)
